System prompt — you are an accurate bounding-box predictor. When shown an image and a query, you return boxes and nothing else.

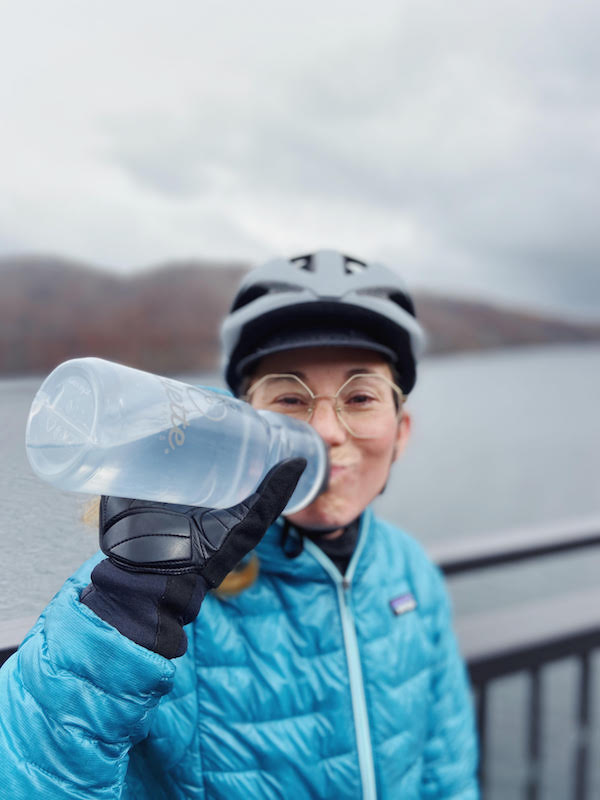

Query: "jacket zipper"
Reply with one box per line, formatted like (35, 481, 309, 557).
(303, 539, 377, 800)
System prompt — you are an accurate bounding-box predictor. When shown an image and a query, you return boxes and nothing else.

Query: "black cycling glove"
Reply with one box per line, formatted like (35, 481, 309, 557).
(81, 458, 306, 658)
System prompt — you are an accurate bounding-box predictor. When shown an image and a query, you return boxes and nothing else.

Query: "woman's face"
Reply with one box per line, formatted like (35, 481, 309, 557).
(247, 346, 411, 531)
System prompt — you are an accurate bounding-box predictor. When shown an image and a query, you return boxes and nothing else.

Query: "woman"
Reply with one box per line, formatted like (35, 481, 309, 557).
(0, 250, 478, 798)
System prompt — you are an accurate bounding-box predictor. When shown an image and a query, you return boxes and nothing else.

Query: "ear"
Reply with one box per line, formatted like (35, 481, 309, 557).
(391, 410, 411, 463)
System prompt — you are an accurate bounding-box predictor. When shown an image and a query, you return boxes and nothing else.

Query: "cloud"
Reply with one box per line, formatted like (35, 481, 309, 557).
(1, 0, 599, 317)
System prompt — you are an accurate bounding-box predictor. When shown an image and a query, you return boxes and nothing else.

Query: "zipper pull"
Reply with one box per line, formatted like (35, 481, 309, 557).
(342, 576, 351, 591)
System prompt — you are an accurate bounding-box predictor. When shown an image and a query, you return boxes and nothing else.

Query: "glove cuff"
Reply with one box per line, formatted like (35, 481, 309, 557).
(80, 559, 209, 659)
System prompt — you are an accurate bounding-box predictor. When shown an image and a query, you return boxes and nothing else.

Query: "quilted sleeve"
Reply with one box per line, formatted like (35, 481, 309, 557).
(420, 568, 479, 799)
(0, 555, 176, 799)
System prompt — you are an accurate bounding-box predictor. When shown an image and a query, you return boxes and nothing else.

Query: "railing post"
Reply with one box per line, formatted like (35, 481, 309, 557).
(573, 651, 591, 800)
(525, 667, 542, 800)
(475, 683, 488, 791)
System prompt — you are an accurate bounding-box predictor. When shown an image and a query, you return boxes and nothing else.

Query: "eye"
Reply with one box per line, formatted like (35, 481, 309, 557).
(272, 394, 309, 408)
(344, 392, 377, 407)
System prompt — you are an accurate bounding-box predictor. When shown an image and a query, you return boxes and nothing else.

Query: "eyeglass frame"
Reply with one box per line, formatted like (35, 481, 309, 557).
(244, 372, 406, 439)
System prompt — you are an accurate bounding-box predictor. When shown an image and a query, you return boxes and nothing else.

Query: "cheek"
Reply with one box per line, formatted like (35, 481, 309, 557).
(349, 440, 395, 492)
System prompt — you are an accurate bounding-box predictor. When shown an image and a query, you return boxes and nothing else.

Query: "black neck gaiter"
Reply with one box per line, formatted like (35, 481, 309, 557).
(301, 518, 360, 576)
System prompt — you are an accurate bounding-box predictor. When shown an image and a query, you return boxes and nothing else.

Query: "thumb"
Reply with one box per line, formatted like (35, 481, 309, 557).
(255, 457, 307, 499)
(250, 457, 307, 528)
(222, 457, 307, 534)
(198, 458, 307, 587)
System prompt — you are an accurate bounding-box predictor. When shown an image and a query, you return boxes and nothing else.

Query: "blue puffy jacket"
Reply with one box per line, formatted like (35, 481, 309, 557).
(0, 507, 478, 798)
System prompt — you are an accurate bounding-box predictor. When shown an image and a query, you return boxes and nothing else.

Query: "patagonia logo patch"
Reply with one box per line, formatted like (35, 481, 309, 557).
(389, 592, 417, 616)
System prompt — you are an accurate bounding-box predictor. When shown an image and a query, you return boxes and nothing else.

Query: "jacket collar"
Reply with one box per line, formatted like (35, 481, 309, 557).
(254, 506, 374, 584)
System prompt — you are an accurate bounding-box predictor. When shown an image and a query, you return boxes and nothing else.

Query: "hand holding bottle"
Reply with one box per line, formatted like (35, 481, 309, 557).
(81, 458, 306, 658)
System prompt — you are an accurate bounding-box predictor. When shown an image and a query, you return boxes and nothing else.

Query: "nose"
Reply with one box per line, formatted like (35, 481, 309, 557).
(309, 398, 348, 446)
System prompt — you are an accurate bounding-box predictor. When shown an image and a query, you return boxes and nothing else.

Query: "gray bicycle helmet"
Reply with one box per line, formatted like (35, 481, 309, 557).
(221, 249, 426, 395)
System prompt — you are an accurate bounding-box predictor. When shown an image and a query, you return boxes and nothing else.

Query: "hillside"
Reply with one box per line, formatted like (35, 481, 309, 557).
(413, 293, 600, 353)
(1, 255, 599, 375)
(0, 256, 246, 375)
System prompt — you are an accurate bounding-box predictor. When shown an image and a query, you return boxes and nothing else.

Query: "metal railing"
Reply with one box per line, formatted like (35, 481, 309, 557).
(431, 516, 600, 800)
(2, 517, 599, 797)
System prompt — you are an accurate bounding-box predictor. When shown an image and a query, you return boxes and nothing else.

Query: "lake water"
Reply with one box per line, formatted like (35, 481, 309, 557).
(1, 343, 599, 798)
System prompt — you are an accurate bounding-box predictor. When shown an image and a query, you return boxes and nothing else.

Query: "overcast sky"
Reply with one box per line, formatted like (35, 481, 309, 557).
(1, 0, 599, 318)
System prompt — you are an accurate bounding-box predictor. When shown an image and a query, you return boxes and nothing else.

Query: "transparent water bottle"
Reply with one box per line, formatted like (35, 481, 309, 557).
(25, 358, 328, 514)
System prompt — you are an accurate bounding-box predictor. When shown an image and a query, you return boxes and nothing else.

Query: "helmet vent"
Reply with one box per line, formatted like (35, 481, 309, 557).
(291, 254, 314, 272)
(354, 288, 415, 317)
(344, 257, 367, 275)
(389, 291, 416, 317)
(231, 281, 302, 311)
(230, 284, 270, 311)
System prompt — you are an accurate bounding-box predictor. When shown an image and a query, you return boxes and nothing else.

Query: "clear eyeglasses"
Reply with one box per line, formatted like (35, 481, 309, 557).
(245, 373, 405, 439)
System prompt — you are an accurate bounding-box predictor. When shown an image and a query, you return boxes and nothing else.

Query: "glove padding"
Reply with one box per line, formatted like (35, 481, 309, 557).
(99, 457, 306, 587)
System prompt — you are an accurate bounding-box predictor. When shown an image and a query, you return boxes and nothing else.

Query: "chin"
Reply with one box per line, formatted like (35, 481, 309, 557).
(286, 491, 360, 531)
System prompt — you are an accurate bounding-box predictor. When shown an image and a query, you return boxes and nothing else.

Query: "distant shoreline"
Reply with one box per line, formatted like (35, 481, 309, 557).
(5, 341, 600, 384)
(2, 256, 599, 376)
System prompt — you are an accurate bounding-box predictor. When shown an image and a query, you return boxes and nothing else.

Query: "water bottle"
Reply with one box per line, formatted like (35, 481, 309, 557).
(25, 357, 328, 514)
